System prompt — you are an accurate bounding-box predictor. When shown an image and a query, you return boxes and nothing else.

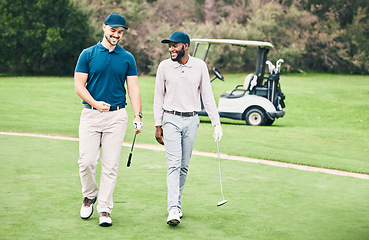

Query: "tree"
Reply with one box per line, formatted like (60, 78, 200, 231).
(0, 0, 94, 75)
(204, 0, 217, 23)
(2, 0, 368, 75)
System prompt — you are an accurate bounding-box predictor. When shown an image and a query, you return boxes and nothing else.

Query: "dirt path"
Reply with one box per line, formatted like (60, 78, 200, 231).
(1, 131, 368, 180)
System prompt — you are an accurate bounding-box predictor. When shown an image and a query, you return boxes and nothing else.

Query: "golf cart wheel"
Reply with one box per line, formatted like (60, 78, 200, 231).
(265, 117, 275, 126)
(245, 108, 267, 126)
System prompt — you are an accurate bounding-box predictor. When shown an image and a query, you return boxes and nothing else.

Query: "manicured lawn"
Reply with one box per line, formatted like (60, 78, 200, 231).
(0, 74, 368, 173)
(0, 134, 368, 239)
(0, 74, 368, 239)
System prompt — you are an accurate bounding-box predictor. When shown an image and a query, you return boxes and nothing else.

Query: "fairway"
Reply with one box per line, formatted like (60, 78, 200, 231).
(0, 74, 368, 174)
(0, 134, 368, 240)
(0, 74, 368, 239)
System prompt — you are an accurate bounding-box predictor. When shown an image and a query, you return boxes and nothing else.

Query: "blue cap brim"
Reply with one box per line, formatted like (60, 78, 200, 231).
(109, 24, 128, 29)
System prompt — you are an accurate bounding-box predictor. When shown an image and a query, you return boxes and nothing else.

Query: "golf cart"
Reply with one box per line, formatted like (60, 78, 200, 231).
(191, 39, 286, 126)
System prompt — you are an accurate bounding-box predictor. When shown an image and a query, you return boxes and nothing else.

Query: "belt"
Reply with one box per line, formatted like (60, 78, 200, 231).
(164, 110, 198, 117)
(84, 103, 125, 111)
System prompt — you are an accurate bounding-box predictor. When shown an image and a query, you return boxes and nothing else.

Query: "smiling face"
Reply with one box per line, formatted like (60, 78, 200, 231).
(102, 24, 124, 47)
(168, 42, 188, 63)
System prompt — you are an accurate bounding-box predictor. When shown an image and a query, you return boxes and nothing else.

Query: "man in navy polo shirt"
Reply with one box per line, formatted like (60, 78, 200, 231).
(74, 13, 143, 227)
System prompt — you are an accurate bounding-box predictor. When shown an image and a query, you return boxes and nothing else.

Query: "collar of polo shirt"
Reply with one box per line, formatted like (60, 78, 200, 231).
(98, 41, 121, 53)
(173, 56, 193, 68)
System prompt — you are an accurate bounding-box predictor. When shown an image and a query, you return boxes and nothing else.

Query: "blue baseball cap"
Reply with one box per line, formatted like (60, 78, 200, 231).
(161, 31, 190, 46)
(104, 13, 128, 29)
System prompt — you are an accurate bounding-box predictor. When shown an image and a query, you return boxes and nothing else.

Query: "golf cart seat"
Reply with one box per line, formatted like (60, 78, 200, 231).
(221, 74, 258, 98)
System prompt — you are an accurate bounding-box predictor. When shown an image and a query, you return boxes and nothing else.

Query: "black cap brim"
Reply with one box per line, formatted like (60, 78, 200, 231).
(161, 39, 175, 44)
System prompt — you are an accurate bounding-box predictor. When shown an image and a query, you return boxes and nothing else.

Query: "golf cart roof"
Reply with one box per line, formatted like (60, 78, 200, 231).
(190, 38, 274, 49)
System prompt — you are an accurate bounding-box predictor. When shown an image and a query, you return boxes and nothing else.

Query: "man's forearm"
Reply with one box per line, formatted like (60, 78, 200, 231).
(127, 76, 142, 115)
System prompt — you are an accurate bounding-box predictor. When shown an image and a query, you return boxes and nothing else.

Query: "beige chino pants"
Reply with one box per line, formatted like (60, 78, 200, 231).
(78, 107, 128, 214)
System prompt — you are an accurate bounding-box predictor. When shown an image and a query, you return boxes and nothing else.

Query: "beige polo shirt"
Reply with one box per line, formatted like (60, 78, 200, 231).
(154, 56, 220, 126)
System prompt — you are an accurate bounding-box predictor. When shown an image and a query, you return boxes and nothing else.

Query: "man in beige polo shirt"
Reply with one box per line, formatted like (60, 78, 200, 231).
(154, 31, 223, 226)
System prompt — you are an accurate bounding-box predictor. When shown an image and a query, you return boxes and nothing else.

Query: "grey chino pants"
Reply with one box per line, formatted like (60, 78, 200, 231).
(78, 108, 128, 214)
(163, 112, 200, 212)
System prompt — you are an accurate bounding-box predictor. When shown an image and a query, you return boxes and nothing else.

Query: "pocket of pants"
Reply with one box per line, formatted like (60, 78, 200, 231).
(163, 112, 168, 125)
(80, 108, 92, 120)
(118, 108, 128, 124)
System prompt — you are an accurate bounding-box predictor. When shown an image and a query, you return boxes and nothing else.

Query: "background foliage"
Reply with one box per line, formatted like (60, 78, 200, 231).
(0, 0, 94, 75)
(0, 0, 368, 75)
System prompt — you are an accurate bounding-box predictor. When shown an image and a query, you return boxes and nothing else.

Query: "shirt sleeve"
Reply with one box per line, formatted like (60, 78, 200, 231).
(153, 61, 165, 126)
(127, 54, 138, 76)
(199, 61, 221, 126)
(75, 50, 89, 73)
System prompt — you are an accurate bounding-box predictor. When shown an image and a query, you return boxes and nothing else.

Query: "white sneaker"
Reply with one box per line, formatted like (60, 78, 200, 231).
(80, 197, 96, 219)
(99, 212, 112, 227)
(167, 208, 180, 226)
(179, 208, 183, 218)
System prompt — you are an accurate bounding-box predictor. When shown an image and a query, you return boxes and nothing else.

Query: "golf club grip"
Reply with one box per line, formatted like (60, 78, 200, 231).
(127, 153, 132, 167)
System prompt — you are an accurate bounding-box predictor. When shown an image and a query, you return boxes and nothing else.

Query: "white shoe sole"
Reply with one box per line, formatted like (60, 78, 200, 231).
(99, 216, 112, 227)
(167, 219, 180, 226)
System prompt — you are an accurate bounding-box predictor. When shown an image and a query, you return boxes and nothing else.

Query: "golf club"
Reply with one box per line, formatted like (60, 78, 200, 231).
(265, 60, 275, 74)
(127, 133, 137, 167)
(275, 59, 284, 73)
(216, 141, 228, 206)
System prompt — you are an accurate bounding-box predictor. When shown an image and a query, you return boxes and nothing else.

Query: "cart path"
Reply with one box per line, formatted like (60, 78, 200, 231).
(1, 131, 368, 180)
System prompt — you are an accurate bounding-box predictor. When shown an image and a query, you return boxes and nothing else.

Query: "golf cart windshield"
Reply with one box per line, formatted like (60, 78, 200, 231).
(190, 38, 274, 78)
(191, 38, 273, 48)
(191, 38, 273, 61)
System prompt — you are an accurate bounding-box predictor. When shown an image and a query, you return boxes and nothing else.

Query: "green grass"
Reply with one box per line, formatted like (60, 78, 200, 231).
(0, 134, 368, 240)
(0, 74, 368, 173)
(0, 74, 368, 239)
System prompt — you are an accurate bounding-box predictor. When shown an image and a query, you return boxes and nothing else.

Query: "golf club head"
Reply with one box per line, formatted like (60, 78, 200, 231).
(276, 59, 284, 73)
(217, 199, 228, 207)
(265, 60, 275, 74)
(127, 133, 137, 167)
(127, 153, 132, 167)
(276, 59, 284, 66)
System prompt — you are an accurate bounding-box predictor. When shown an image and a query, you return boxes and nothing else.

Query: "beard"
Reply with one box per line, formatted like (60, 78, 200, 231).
(171, 46, 186, 62)
(105, 34, 120, 46)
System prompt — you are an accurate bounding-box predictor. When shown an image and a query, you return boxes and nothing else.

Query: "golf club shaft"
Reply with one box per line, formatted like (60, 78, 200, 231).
(127, 133, 137, 167)
(217, 141, 225, 200)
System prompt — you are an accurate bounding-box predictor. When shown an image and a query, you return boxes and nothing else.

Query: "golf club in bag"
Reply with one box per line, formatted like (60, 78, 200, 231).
(216, 141, 228, 206)
(127, 133, 137, 167)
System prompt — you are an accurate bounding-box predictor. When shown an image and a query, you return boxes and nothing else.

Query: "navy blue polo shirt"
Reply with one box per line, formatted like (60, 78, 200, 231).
(75, 41, 138, 106)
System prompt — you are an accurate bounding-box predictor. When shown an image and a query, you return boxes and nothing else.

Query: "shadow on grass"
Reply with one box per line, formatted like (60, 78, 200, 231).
(200, 119, 245, 126)
(200, 119, 286, 127)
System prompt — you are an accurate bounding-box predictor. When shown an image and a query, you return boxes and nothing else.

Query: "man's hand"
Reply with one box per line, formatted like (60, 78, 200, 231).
(133, 118, 143, 134)
(155, 126, 164, 145)
(213, 124, 223, 142)
(94, 101, 110, 112)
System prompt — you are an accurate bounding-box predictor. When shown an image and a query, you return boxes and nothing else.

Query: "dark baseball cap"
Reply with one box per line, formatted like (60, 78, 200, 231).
(161, 31, 190, 46)
(104, 13, 128, 29)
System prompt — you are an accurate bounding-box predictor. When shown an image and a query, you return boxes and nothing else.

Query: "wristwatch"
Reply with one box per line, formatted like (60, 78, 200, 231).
(135, 112, 143, 118)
